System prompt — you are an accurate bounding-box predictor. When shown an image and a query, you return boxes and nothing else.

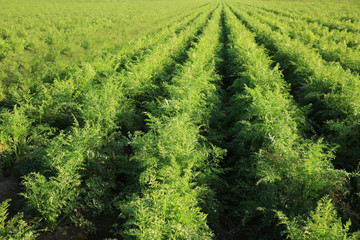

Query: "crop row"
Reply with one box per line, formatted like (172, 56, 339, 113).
(238, 4, 360, 73)
(0, 2, 212, 111)
(227, 4, 360, 172)
(240, 3, 360, 51)
(0, 0, 212, 97)
(1, 1, 360, 239)
(117, 6, 223, 238)
(0, 3, 216, 238)
(239, 1, 360, 33)
(0, 3, 214, 169)
(220, 4, 350, 239)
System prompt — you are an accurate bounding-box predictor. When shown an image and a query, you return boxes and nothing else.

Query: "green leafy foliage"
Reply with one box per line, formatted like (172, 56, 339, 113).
(0, 106, 32, 158)
(0, 199, 38, 239)
(276, 197, 359, 240)
(232, 2, 360, 171)
(118, 113, 221, 239)
(21, 124, 103, 230)
(243, 5, 360, 74)
(0, 105, 50, 176)
(221, 5, 349, 238)
(21, 172, 80, 231)
(14, 4, 219, 236)
(1, 0, 360, 239)
(117, 7, 224, 239)
(120, 178, 213, 240)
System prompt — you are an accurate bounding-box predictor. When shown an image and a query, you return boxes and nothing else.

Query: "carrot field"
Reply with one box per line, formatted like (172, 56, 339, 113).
(1, 0, 360, 239)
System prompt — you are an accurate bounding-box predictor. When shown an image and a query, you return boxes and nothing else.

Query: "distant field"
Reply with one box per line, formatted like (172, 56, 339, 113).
(1, 0, 360, 239)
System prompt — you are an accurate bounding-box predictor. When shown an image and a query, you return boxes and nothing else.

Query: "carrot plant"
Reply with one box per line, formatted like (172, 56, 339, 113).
(230, 3, 360, 171)
(238, 0, 360, 33)
(20, 3, 215, 234)
(2, 0, 360, 238)
(21, 124, 103, 230)
(222, 4, 348, 238)
(276, 197, 359, 239)
(117, 6, 224, 239)
(0, 199, 38, 239)
(242, 5, 360, 74)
